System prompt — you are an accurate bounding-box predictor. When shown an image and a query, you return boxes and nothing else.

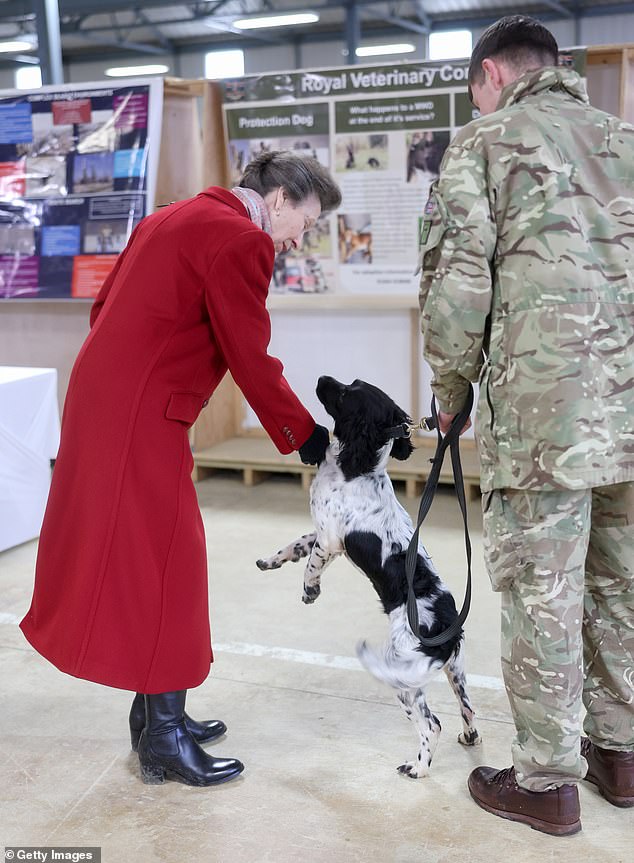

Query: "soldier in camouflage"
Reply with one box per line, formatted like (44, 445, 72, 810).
(418, 16, 634, 835)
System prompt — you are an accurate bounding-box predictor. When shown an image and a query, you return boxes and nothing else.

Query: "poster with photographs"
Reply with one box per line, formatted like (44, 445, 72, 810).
(225, 102, 335, 295)
(221, 50, 586, 295)
(222, 60, 473, 295)
(0, 78, 162, 299)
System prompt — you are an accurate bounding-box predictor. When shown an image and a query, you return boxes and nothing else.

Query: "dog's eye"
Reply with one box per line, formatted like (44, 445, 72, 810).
(337, 390, 346, 405)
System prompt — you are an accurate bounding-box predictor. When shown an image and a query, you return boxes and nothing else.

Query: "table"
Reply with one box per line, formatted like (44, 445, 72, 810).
(0, 366, 60, 552)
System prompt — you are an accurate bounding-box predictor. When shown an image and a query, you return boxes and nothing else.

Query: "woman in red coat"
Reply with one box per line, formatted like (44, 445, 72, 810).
(20, 152, 341, 787)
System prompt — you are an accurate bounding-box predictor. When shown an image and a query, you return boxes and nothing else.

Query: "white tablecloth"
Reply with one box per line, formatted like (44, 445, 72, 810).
(0, 366, 61, 552)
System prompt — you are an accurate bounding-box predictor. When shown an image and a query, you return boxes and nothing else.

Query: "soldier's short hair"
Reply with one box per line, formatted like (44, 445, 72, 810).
(468, 15, 559, 87)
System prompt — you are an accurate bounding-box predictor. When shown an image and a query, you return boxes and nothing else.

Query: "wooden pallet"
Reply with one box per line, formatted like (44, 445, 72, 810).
(193, 436, 481, 500)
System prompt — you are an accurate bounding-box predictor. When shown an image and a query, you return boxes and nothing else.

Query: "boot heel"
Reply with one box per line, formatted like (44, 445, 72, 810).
(140, 762, 166, 784)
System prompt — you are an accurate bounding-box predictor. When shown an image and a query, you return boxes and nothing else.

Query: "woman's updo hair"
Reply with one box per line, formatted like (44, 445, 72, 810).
(239, 150, 342, 213)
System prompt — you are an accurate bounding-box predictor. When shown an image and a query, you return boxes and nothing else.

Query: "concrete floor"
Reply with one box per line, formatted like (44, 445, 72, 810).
(0, 474, 630, 862)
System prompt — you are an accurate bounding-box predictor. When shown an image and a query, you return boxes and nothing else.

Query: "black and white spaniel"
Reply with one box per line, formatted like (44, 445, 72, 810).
(257, 376, 481, 778)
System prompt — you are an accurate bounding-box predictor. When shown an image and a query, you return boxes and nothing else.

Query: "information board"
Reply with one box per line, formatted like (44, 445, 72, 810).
(0, 78, 163, 299)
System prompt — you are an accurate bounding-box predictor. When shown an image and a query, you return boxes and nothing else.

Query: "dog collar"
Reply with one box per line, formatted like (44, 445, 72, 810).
(384, 422, 411, 439)
(385, 415, 437, 440)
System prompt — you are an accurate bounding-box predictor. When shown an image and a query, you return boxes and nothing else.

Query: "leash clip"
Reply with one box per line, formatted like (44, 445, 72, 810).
(387, 415, 437, 441)
(407, 415, 436, 435)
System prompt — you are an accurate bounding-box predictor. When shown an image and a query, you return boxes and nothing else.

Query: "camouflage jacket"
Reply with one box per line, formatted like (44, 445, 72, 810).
(419, 67, 634, 492)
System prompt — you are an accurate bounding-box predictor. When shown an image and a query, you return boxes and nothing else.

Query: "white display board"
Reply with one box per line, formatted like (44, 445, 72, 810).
(0, 366, 60, 551)
(244, 307, 414, 428)
(243, 305, 477, 438)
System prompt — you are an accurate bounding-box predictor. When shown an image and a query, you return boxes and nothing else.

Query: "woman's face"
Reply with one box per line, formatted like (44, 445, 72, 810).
(264, 188, 321, 254)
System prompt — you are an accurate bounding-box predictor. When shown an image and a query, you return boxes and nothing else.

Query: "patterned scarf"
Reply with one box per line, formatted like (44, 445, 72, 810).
(230, 186, 272, 235)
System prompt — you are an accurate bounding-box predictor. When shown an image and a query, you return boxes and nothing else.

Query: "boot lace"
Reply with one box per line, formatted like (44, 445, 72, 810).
(493, 766, 516, 786)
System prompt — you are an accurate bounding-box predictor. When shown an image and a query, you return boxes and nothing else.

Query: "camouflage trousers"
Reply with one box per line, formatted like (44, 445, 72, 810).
(482, 482, 634, 792)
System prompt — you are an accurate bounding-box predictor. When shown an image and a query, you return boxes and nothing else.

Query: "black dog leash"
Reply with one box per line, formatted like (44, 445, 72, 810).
(404, 385, 474, 648)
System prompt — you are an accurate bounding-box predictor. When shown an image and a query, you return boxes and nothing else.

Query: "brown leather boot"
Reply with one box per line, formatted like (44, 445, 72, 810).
(581, 737, 634, 808)
(468, 766, 581, 836)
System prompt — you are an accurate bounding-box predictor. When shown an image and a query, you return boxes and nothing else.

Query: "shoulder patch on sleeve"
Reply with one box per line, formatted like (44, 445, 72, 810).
(420, 218, 432, 247)
(419, 194, 437, 247)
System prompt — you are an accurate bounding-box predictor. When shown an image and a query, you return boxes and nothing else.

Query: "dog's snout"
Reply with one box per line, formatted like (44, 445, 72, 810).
(317, 375, 339, 388)
(316, 376, 346, 415)
(316, 375, 342, 398)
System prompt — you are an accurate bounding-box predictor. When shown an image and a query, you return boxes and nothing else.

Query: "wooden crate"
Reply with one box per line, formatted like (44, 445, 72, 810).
(586, 44, 634, 123)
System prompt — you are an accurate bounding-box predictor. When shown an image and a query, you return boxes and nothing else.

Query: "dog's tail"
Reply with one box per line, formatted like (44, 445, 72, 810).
(356, 639, 440, 691)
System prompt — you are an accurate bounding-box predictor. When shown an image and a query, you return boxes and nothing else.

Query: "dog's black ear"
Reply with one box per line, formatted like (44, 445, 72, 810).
(337, 423, 384, 479)
(335, 406, 386, 480)
(390, 435, 414, 461)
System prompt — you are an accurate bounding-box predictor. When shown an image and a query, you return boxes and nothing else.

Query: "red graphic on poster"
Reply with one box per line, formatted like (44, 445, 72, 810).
(52, 99, 92, 125)
(71, 254, 118, 298)
(0, 160, 26, 196)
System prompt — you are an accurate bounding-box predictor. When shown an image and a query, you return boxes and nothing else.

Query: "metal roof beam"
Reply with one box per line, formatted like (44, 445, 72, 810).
(14, 53, 41, 65)
(0, 0, 631, 21)
(428, 2, 634, 29)
(541, 1, 574, 17)
(72, 30, 170, 55)
(362, 8, 429, 36)
(109, 11, 123, 42)
(0, 0, 402, 16)
(136, 8, 175, 52)
(414, 1, 431, 32)
(33, 0, 64, 84)
(345, 0, 360, 64)
(57, 6, 285, 45)
(4, 0, 634, 67)
(571, 1, 634, 16)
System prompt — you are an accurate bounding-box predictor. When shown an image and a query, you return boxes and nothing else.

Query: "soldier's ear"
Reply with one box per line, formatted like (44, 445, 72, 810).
(482, 58, 501, 90)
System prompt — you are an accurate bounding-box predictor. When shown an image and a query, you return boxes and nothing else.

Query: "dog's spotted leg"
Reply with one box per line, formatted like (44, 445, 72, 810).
(444, 641, 482, 746)
(396, 688, 441, 778)
(256, 533, 317, 571)
(302, 540, 336, 604)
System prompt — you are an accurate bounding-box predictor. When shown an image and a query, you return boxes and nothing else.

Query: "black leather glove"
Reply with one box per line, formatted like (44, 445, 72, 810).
(298, 424, 330, 465)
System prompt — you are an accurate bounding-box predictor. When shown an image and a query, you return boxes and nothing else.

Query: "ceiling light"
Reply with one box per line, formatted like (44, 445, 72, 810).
(0, 40, 35, 53)
(105, 64, 169, 77)
(428, 30, 472, 61)
(356, 43, 416, 57)
(232, 13, 319, 30)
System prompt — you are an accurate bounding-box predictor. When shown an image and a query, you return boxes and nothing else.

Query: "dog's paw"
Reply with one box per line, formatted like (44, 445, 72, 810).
(302, 584, 321, 604)
(397, 760, 430, 779)
(458, 729, 482, 746)
(256, 558, 282, 571)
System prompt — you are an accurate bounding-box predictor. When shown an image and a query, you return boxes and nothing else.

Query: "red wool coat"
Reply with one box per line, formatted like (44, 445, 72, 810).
(20, 187, 315, 693)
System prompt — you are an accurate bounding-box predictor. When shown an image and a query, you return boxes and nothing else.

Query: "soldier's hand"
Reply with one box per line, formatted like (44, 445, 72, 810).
(438, 411, 472, 436)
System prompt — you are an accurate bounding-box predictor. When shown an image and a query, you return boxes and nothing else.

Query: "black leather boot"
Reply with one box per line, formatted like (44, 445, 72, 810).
(137, 690, 244, 786)
(129, 692, 227, 752)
